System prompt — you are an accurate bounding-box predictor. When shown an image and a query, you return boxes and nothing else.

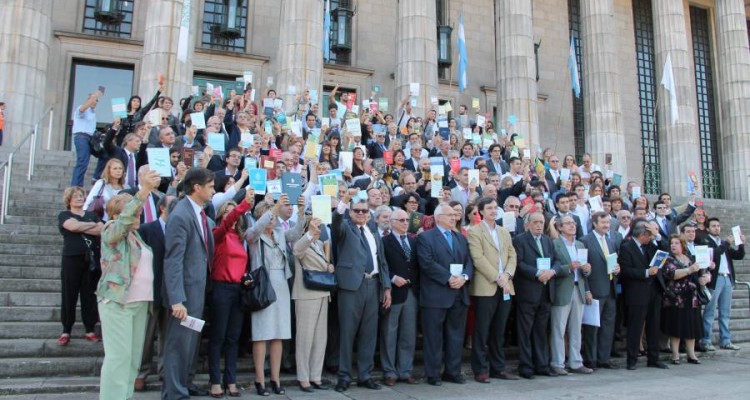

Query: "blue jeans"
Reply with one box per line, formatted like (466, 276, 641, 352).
(71, 134, 107, 187)
(702, 275, 733, 346)
(208, 281, 244, 385)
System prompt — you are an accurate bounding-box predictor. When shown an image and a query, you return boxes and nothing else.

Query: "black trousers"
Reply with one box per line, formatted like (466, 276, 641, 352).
(471, 293, 512, 374)
(515, 300, 551, 375)
(626, 286, 662, 366)
(60, 254, 100, 334)
(421, 294, 467, 379)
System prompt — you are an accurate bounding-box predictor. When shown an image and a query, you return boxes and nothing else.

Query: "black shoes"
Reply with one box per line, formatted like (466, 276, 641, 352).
(426, 377, 442, 386)
(356, 378, 382, 390)
(441, 374, 466, 384)
(647, 361, 669, 369)
(334, 379, 349, 392)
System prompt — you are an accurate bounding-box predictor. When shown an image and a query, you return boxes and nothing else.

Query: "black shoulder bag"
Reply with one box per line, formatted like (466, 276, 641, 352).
(301, 243, 337, 291)
(240, 239, 277, 312)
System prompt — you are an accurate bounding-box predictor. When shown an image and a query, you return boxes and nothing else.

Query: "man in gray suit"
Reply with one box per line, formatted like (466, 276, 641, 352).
(450, 167, 479, 208)
(332, 190, 392, 392)
(581, 211, 622, 370)
(161, 168, 216, 400)
(550, 215, 593, 375)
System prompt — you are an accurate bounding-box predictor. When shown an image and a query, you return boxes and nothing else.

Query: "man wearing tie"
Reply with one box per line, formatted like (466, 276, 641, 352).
(120, 166, 161, 224)
(417, 203, 474, 386)
(512, 212, 562, 379)
(450, 168, 479, 208)
(467, 198, 519, 383)
(618, 218, 668, 370)
(367, 130, 388, 159)
(550, 215, 593, 375)
(380, 209, 419, 386)
(332, 192, 392, 392)
(162, 168, 216, 399)
(581, 212, 622, 370)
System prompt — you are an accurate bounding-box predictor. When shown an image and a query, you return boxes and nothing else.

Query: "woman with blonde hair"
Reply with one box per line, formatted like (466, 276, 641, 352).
(84, 158, 129, 221)
(96, 169, 161, 399)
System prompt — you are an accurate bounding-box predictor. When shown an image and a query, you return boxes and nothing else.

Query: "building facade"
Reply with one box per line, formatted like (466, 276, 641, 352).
(0, 0, 748, 200)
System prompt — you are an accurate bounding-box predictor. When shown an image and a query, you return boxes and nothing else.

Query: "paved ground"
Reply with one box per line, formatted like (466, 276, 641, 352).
(4, 351, 750, 399)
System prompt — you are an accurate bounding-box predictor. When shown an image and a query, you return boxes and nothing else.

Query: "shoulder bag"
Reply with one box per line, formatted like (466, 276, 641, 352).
(86, 181, 106, 219)
(240, 239, 277, 312)
(301, 243, 337, 291)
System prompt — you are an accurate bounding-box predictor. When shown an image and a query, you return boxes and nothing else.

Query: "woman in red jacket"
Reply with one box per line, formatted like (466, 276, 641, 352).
(208, 188, 255, 397)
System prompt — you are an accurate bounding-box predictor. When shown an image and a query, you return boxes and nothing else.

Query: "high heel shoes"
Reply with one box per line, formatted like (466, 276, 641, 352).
(209, 383, 224, 398)
(270, 381, 285, 395)
(687, 358, 701, 365)
(223, 383, 241, 397)
(254, 381, 270, 396)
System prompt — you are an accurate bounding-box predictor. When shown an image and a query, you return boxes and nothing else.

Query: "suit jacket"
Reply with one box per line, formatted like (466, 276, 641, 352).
(581, 231, 622, 299)
(487, 158, 509, 175)
(545, 169, 561, 194)
(382, 233, 419, 304)
(331, 209, 391, 296)
(291, 232, 331, 301)
(654, 204, 696, 245)
(163, 197, 215, 311)
(512, 232, 562, 304)
(137, 220, 166, 306)
(556, 212, 584, 240)
(496, 215, 525, 237)
(467, 222, 517, 297)
(618, 239, 663, 306)
(119, 187, 162, 224)
(705, 235, 745, 288)
(450, 185, 478, 208)
(416, 227, 473, 308)
(552, 237, 589, 306)
(367, 142, 387, 160)
(403, 157, 419, 172)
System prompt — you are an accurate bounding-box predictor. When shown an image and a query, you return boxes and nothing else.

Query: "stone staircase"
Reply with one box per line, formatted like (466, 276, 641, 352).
(0, 148, 749, 395)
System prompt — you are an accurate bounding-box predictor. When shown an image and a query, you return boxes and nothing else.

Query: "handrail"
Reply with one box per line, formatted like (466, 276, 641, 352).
(0, 107, 54, 225)
(735, 281, 750, 310)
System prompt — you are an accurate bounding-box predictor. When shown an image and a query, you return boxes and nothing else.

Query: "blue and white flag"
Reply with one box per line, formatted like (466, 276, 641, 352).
(568, 36, 581, 98)
(458, 13, 468, 92)
(323, 0, 331, 61)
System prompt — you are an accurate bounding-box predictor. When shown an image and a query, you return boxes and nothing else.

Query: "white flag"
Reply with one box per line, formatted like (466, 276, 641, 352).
(660, 53, 679, 125)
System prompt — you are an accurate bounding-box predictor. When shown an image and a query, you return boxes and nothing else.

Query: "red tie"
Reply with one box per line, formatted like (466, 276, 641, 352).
(144, 196, 155, 223)
(200, 210, 210, 270)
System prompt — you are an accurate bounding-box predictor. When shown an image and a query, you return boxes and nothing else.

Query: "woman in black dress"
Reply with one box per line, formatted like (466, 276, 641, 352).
(57, 186, 104, 346)
(662, 234, 710, 364)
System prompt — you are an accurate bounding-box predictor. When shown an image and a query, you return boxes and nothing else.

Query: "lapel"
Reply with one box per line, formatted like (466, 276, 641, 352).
(390, 233, 409, 260)
(556, 239, 572, 264)
(590, 233, 606, 261)
(186, 201, 207, 251)
(527, 233, 543, 257)
(482, 223, 500, 251)
(439, 229, 457, 260)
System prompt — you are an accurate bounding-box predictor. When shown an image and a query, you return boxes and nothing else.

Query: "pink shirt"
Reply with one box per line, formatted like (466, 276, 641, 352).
(125, 244, 154, 303)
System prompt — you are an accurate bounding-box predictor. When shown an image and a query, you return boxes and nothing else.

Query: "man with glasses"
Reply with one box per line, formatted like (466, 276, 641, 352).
(379, 209, 419, 386)
(222, 148, 242, 181)
(332, 192, 392, 392)
(611, 210, 632, 239)
(652, 196, 696, 247)
(499, 196, 524, 236)
(545, 155, 562, 193)
(417, 203, 473, 386)
(487, 144, 509, 176)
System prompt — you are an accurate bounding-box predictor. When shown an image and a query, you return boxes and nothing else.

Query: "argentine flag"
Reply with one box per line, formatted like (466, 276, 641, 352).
(568, 36, 581, 98)
(458, 13, 467, 92)
(323, 0, 331, 61)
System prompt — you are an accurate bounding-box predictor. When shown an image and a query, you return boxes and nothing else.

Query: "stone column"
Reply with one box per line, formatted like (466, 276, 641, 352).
(495, 0, 539, 148)
(138, 0, 198, 103)
(580, 0, 627, 175)
(0, 0, 52, 146)
(275, 0, 323, 113)
(715, 0, 750, 201)
(395, 0, 438, 119)
(651, 0, 701, 195)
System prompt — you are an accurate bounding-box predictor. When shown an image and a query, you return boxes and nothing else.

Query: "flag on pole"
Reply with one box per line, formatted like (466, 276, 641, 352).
(323, 0, 331, 62)
(176, 0, 192, 63)
(458, 13, 468, 92)
(568, 36, 581, 98)
(660, 52, 679, 125)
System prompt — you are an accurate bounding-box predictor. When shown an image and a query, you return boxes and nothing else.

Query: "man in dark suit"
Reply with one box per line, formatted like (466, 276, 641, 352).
(134, 195, 176, 391)
(332, 192, 392, 392)
(701, 217, 745, 351)
(403, 145, 421, 171)
(581, 212, 622, 370)
(104, 129, 146, 187)
(544, 154, 562, 194)
(379, 209, 419, 386)
(161, 168, 216, 399)
(366, 130, 388, 160)
(555, 193, 584, 240)
(618, 218, 668, 370)
(417, 202, 473, 386)
(512, 212, 562, 378)
(486, 144, 509, 176)
(652, 198, 696, 248)
(120, 166, 163, 224)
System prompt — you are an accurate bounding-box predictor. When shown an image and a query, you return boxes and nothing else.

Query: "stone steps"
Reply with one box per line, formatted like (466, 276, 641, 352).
(0, 278, 60, 292)
(0, 339, 103, 359)
(0, 322, 90, 339)
(0, 244, 62, 256)
(0, 266, 60, 280)
(0, 233, 62, 245)
(0, 254, 60, 266)
(0, 306, 77, 322)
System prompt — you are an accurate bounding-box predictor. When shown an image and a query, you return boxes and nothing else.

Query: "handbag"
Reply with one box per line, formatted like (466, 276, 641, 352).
(86, 180, 106, 219)
(300, 243, 337, 291)
(697, 286, 712, 306)
(81, 235, 100, 272)
(88, 130, 107, 158)
(240, 240, 277, 312)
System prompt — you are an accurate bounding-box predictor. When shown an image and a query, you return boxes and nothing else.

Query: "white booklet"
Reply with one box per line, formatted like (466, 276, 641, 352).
(180, 316, 205, 332)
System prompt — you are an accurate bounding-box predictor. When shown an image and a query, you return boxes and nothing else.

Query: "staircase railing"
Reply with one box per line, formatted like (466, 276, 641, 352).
(0, 107, 54, 225)
(736, 281, 750, 310)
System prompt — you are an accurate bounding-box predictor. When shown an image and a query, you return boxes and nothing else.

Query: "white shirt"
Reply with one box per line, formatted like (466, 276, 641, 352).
(186, 195, 205, 240)
(561, 235, 579, 282)
(483, 221, 504, 276)
(710, 235, 731, 275)
(360, 223, 379, 275)
(574, 204, 590, 235)
(618, 225, 630, 238)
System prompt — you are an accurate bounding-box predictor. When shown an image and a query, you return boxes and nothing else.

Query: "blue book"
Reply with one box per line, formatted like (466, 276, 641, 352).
(281, 173, 303, 205)
(248, 168, 267, 194)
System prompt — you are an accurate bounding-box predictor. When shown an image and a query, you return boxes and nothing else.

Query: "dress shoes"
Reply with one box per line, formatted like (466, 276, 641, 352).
(334, 380, 349, 392)
(441, 374, 466, 384)
(357, 378, 381, 390)
(582, 361, 597, 370)
(133, 378, 146, 392)
(188, 385, 209, 396)
(647, 361, 669, 369)
(569, 366, 594, 374)
(474, 373, 490, 383)
(298, 383, 314, 393)
(535, 369, 558, 377)
(398, 376, 419, 384)
(597, 361, 619, 370)
(551, 367, 569, 376)
(519, 371, 535, 379)
(426, 377, 442, 386)
(310, 382, 329, 390)
(384, 377, 397, 387)
(490, 371, 519, 380)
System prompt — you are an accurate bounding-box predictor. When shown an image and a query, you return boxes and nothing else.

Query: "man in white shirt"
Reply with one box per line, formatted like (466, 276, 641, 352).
(71, 90, 107, 187)
(612, 210, 632, 239)
(578, 153, 601, 183)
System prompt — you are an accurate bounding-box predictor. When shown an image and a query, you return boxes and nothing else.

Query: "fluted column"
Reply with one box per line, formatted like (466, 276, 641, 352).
(0, 0, 51, 146)
(495, 0, 538, 148)
(138, 0, 198, 102)
(716, 0, 750, 201)
(651, 0, 701, 195)
(580, 0, 626, 174)
(275, 0, 323, 113)
(395, 0, 438, 118)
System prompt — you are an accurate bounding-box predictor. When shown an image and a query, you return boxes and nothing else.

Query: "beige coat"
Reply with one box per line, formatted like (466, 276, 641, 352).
(467, 221, 517, 297)
(291, 233, 331, 301)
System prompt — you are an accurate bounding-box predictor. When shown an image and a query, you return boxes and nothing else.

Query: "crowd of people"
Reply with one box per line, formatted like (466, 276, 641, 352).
(57, 81, 745, 399)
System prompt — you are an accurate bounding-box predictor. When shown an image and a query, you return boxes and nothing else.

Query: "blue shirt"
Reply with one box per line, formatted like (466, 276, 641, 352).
(72, 106, 96, 135)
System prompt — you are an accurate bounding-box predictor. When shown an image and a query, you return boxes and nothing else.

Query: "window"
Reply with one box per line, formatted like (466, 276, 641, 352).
(691, 6, 722, 199)
(632, 0, 661, 194)
(325, 0, 353, 65)
(193, 74, 246, 104)
(82, 0, 134, 38)
(202, 0, 248, 52)
(321, 85, 357, 117)
(66, 61, 134, 149)
(436, 0, 452, 80)
(568, 0, 585, 162)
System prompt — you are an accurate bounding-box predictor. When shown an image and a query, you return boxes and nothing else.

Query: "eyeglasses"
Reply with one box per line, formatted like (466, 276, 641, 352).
(351, 209, 369, 214)
(505, 205, 520, 210)
(550, 159, 559, 163)
(391, 218, 408, 223)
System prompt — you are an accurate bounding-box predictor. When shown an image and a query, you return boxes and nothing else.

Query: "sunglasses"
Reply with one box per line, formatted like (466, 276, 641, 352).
(391, 218, 409, 223)
(351, 209, 369, 214)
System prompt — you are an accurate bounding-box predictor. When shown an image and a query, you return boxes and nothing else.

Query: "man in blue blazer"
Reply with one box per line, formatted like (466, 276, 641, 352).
(512, 212, 562, 379)
(417, 202, 474, 386)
